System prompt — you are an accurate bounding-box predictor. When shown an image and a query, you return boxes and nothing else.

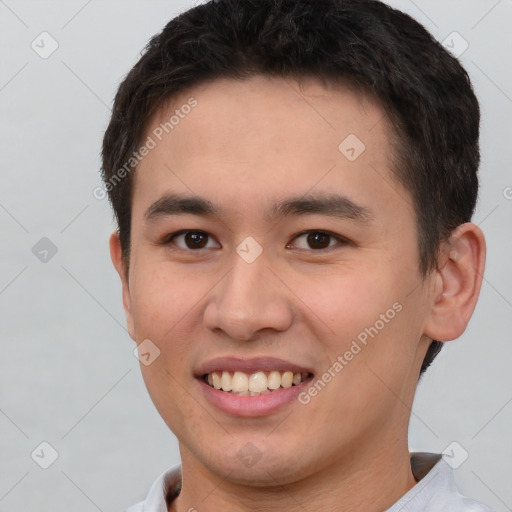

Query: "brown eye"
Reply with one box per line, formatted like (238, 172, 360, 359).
(184, 232, 208, 249)
(306, 232, 331, 249)
(288, 230, 348, 251)
(166, 231, 219, 250)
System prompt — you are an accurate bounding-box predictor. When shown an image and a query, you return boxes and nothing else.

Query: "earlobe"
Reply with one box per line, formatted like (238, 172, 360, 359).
(423, 223, 486, 342)
(109, 232, 136, 341)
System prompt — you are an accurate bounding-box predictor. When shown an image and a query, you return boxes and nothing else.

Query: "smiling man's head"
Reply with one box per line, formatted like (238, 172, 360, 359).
(102, 0, 485, 508)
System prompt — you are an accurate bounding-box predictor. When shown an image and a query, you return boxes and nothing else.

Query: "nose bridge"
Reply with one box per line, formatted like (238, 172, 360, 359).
(222, 251, 272, 320)
(203, 248, 293, 340)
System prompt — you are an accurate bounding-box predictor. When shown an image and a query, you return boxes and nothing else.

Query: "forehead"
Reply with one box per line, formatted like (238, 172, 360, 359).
(149, 75, 387, 157)
(133, 75, 410, 224)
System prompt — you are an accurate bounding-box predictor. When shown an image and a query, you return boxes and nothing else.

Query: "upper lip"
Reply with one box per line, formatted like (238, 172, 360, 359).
(195, 356, 315, 377)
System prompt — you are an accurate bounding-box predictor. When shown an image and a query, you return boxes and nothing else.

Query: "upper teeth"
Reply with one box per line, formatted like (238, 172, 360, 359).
(206, 370, 307, 394)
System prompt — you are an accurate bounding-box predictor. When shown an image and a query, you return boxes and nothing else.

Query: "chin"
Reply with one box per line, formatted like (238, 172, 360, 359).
(196, 435, 315, 487)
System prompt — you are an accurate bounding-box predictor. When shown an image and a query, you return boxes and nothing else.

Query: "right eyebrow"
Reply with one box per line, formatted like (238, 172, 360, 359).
(144, 194, 219, 222)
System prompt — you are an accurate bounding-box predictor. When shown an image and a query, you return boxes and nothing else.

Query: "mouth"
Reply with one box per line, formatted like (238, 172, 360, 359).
(202, 370, 314, 396)
(195, 357, 316, 416)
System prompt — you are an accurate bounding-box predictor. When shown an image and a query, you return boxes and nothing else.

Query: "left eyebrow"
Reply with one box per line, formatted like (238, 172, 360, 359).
(143, 192, 373, 224)
(269, 194, 373, 223)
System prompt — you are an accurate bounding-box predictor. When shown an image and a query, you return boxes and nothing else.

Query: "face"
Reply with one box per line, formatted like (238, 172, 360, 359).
(114, 76, 436, 485)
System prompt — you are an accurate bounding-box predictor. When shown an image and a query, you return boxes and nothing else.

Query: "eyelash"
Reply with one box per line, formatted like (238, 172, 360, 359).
(160, 229, 351, 253)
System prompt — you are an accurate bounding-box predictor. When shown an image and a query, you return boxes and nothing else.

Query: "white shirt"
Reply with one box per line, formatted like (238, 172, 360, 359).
(124, 452, 495, 512)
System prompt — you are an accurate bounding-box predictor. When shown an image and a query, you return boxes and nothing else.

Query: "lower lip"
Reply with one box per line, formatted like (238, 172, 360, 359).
(196, 377, 313, 417)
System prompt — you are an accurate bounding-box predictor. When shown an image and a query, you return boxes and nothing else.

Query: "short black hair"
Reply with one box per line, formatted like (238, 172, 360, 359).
(101, 0, 480, 375)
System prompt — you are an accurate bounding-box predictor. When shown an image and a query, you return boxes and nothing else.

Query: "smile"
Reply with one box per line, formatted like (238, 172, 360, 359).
(204, 370, 312, 396)
(195, 356, 315, 416)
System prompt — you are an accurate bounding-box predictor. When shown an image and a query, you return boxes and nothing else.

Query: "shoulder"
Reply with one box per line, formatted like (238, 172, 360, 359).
(121, 464, 182, 512)
(415, 453, 496, 512)
(122, 504, 143, 512)
(430, 490, 496, 512)
(432, 494, 496, 512)
(388, 453, 496, 512)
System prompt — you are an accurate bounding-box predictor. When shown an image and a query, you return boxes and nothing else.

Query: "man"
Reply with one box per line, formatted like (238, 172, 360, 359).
(102, 0, 492, 510)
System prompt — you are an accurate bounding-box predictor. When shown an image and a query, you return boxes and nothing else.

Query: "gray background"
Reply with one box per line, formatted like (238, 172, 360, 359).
(0, 0, 511, 511)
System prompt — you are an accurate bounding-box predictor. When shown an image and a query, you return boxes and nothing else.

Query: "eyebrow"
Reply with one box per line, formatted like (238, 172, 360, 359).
(144, 192, 373, 224)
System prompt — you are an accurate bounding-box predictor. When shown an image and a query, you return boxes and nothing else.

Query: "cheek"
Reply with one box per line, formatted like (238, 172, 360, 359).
(128, 262, 224, 391)
(295, 266, 400, 341)
(129, 263, 202, 340)
(295, 261, 423, 384)
(131, 267, 202, 422)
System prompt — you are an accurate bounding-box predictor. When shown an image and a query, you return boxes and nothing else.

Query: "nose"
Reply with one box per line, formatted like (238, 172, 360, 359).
(202, 251, 294, 341)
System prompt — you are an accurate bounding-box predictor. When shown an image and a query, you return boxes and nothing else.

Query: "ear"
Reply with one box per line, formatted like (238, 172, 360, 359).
(423, 223, 486, 342)
(109, 231, 136, 341)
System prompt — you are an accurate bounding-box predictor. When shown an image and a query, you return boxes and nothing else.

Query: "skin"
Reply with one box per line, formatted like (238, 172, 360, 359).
(110, 75, 486, 512)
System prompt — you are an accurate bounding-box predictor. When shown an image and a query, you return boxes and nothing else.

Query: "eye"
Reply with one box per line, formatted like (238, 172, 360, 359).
(161, 229, 348, 252)
(164, 230, 220, 250)
(287, 230, 349, 251)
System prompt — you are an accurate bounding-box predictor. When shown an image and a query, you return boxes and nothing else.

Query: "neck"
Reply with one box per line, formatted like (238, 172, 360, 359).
(170, 435, 417, 512)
